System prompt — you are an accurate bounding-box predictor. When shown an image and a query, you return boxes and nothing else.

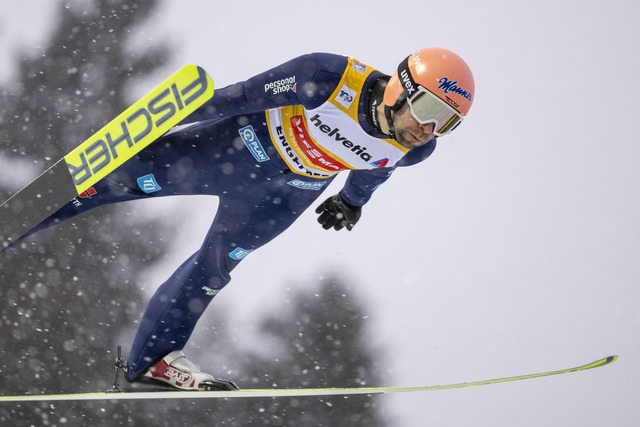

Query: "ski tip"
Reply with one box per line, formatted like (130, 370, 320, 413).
(587, 355, 618, 370)
(605, 355, 619, 364)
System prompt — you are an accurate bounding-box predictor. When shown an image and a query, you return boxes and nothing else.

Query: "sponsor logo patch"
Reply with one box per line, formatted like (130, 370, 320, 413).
(239, 125, 270, 162)
(229, 247, 253, 260)
(287, 179, 326, 191)
(352, 61, 367, 73)
(370, 158, 389, 168)
(165, 367, 193, 385)
(202, 286, 219, 297)
(438, 77, 473, 100)
(308, 114, 372, 162)
(78, 187, 97, 199)
(137, 173, 162, 194)
(72, 186, 98, 207)
(264, 75, 297, 95)
(335, 85, 357, 109)
(290, 115, 344, 171)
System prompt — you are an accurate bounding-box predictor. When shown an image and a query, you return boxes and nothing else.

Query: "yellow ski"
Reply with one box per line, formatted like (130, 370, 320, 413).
(0, 65, 213, 246)
(0, 355, 617, 402)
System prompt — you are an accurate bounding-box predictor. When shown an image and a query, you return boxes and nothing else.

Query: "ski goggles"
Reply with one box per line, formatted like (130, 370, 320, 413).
(407, 86, 464, 137)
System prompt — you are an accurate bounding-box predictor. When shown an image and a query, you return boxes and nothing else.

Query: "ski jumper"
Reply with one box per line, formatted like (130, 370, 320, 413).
(8, 53, 437, 379)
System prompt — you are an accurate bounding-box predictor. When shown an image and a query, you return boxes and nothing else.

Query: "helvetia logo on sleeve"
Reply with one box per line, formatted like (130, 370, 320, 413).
(239, 125, 270, 162)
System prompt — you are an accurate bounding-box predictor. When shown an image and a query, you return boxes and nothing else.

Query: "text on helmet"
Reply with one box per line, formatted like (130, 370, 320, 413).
(437, 77, 472, 101)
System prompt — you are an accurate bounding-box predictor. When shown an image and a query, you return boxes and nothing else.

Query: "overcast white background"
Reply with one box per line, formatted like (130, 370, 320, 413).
(1, 1, 639, 426)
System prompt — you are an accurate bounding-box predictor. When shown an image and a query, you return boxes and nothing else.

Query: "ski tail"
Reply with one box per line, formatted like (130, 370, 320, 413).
(63, 65, 213, 194)
(0, 65, 214, 246)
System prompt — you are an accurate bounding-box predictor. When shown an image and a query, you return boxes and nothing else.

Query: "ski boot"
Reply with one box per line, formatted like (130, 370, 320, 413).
(141, 350, 238, 391)
(110, 346, 238, 392)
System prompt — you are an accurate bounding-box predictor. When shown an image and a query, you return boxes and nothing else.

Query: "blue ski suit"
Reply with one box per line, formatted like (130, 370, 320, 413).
(14, 53, 437, 380)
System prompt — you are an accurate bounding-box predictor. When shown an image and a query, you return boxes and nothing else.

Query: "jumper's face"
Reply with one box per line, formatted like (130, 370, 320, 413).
(392, 103, 435, 149)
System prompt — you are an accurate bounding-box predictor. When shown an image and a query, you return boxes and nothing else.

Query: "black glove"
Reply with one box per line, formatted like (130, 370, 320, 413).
(315, 194, 362, 231)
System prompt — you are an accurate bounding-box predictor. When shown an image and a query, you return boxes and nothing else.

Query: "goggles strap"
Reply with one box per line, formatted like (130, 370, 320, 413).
(394, 55, 419, 111)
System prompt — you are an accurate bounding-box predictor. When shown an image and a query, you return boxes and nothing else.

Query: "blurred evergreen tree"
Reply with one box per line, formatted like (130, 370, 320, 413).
(188, 275, 392, 427)
(0, 0, 171, 424)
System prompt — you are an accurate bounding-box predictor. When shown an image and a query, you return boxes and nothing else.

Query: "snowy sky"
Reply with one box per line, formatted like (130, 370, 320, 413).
(1, 1, 639, 425)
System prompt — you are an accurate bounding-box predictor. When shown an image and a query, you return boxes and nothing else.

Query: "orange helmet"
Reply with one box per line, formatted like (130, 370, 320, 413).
(384, 48, 475, 136)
